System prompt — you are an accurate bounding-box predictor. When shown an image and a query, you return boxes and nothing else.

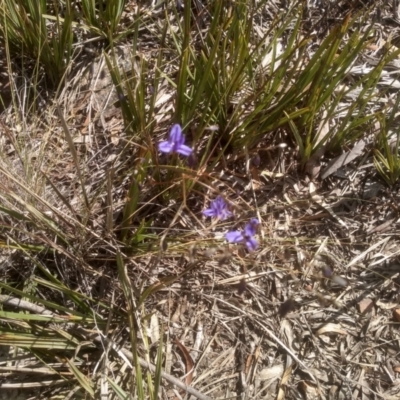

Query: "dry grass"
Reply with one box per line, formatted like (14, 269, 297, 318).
(1, 0, 400, 399)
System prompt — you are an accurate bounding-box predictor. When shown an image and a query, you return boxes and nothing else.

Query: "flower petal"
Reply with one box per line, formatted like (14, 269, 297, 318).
(226, 231, 244, 243)
(203, 208, 216, 217)
(176, 144, 193, 156)
(169, 124, 184, 145)
(203, 196, 233, 219)
(158, 141, 173, 153)
(220, 209, 233, 220)
(214, 196, 225, 206)
(244, 218, 259, 236)
(245, 238, 258, 251)
(211, 196, 232, 219)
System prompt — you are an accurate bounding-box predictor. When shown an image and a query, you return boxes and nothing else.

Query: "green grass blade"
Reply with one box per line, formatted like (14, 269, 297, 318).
(66, 359, 95, 398)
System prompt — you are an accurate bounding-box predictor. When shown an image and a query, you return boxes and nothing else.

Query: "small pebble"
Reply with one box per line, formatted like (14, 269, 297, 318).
(393, 308, 400, 323)
(357, 298, 374, 315)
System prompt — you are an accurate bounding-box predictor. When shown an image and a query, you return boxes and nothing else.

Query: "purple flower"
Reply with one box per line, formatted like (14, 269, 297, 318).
(158, 124, 193, 156)
(203, 196, 232, 220)
(226, 218, 259, 251)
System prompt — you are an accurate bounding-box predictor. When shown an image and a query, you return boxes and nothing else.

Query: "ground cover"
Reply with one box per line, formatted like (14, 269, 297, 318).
(1, 0, 400, 399)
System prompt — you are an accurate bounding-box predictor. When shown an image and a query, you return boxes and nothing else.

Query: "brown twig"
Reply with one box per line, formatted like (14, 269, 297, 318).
(94, 335, 211, 400)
